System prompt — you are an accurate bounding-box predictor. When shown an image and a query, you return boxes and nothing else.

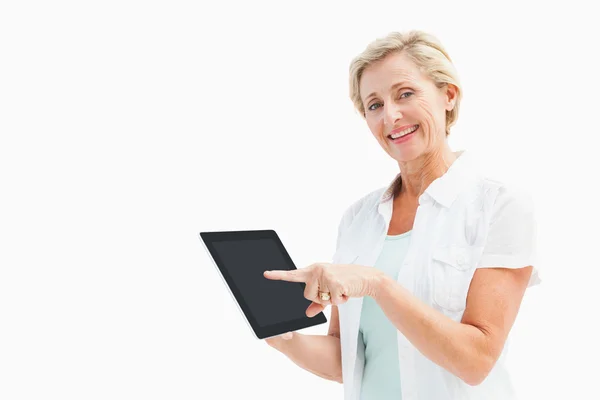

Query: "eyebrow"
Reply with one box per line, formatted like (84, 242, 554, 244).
(364, 81, 412, 103)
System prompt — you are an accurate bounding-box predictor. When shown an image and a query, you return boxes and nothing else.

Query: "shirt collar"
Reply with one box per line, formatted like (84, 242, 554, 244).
(378, 149, 478, 209)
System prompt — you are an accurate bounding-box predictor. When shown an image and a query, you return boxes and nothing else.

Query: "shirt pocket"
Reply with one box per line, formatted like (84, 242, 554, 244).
(430, 245, 483, 313)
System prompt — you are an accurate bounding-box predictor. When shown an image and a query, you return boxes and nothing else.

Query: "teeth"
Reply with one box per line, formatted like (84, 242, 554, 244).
(390, 125, 418, 139)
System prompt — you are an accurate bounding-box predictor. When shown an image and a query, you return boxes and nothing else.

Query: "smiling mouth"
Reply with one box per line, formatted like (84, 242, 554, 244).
(387, 124, 419, 141)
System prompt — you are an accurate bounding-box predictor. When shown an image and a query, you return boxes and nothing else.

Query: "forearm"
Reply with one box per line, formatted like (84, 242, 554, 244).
(372, 275, 494, 385)
(268, 333, 342, 383)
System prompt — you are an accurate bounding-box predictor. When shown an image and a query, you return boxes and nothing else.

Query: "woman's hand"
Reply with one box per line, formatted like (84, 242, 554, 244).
(264, 331, 294, 348)
(263, 263, 384, 316)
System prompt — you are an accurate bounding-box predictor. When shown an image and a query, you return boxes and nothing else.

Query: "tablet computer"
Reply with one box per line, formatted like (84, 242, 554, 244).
(199, 229, 327, 339)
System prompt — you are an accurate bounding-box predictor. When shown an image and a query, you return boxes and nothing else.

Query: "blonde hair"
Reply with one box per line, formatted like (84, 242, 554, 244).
(349, 30, 462, 136)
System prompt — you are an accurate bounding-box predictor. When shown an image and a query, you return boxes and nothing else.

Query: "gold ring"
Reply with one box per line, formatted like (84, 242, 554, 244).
(319, 291, 331, 301)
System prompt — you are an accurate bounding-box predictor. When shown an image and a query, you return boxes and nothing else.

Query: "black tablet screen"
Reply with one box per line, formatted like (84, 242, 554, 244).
(211, 238, 311, 328)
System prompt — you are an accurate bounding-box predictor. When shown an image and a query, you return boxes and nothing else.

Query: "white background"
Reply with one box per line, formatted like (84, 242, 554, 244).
(1, 1, 598, 399)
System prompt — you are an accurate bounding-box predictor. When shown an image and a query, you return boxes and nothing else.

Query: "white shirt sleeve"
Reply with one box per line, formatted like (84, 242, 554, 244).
(331, 204, 355, 264)
(331, 193, 373, 264)
(477, 184, 542, 287)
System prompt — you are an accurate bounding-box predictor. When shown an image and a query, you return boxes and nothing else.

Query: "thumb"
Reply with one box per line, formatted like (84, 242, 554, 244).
(281, 332, 293, 340)
(306, 302, 325, 318)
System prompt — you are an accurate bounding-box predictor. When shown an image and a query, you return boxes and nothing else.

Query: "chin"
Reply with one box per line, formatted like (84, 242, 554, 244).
(390, 147, 424, 163)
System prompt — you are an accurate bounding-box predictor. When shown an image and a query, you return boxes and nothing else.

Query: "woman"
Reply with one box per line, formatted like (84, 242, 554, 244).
(263, 30, 540, 400)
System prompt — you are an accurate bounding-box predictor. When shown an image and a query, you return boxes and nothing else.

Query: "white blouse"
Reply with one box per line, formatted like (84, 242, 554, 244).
(331, 150, 541, 400)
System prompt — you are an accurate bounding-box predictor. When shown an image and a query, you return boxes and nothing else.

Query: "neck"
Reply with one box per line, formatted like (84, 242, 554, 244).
(396, 146, 460, 201)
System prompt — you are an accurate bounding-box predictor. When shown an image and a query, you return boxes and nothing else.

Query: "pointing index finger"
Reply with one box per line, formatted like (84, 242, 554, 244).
(263, 269, 308, 283)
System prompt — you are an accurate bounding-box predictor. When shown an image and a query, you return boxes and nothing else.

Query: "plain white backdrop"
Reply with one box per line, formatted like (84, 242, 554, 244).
(1, 0, 598, 399)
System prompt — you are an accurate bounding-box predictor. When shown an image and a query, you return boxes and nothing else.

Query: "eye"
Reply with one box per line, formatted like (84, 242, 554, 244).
(367, 102, 382, 111)
(399, 91, 414, 99)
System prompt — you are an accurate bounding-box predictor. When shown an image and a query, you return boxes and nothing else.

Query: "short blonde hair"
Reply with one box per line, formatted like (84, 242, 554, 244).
(349, 30, 462, 136)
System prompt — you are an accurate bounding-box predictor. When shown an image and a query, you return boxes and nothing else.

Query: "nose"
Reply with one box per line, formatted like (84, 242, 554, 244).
(383, 102, 403, 128)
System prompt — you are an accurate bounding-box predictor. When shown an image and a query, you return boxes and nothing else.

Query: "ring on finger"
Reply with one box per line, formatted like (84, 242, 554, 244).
(319, 291, 331, 301)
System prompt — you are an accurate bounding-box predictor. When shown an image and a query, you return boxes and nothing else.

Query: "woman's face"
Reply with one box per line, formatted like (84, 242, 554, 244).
(359, 51, 457, 163)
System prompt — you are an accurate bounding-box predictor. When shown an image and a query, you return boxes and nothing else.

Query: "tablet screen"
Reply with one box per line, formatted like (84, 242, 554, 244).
(211, 238, 309, 327)
(200, 230, 326, 339)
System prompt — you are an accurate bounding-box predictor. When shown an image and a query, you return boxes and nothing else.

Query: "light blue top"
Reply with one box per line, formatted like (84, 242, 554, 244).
(359, 230, 412, 400)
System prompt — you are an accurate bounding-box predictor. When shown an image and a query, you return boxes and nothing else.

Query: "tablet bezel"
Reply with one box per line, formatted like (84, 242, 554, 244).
(199, 229, 327, 339)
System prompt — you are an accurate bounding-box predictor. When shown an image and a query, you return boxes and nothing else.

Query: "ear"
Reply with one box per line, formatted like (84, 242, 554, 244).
(444, 83, 459, 111)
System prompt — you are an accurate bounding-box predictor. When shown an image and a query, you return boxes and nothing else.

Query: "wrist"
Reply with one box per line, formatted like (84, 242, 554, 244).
(368, 269, 389, 299)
